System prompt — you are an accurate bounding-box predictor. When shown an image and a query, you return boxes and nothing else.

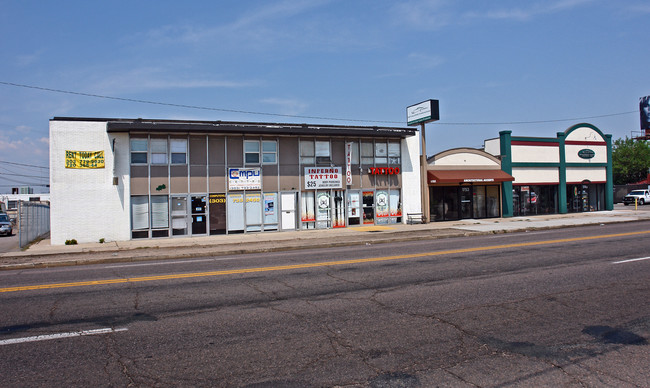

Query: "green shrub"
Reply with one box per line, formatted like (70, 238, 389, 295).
(65, 239, 78, 245)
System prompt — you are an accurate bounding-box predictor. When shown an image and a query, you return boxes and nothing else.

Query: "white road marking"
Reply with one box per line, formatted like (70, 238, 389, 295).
(612, 256, 650, 265)
(0, 327, 128, 346)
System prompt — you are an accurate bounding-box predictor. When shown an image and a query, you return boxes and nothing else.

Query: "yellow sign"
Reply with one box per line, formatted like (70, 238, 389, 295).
(65, 151, 105, 169)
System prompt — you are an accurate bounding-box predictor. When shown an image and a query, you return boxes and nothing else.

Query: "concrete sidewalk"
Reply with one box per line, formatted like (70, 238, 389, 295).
(2, 209, 650, 270)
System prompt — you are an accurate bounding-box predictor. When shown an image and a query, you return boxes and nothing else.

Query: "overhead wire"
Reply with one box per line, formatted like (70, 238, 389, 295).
(0, 80, 639, 126)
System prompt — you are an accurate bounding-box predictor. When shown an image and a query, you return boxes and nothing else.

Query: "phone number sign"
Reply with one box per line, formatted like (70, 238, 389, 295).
(304, 167, 343, 189)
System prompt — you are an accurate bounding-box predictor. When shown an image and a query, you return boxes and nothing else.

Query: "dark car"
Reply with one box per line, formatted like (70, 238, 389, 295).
(0, 213, 13, 236)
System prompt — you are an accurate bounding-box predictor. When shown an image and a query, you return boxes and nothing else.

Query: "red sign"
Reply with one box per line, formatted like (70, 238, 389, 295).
(368, 167, 400, 175)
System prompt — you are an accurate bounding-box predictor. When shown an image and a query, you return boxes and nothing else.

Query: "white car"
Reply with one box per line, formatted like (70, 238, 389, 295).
(623, 189, 650, 206)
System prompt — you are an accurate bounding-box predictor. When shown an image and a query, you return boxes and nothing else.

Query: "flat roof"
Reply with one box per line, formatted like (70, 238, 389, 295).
(51, 117, 416, 138)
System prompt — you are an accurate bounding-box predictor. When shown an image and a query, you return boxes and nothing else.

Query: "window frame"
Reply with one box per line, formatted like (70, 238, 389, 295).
(244, 140, 261, 165)
(170, 139, 187, 165)
(130, 138, 148, 165)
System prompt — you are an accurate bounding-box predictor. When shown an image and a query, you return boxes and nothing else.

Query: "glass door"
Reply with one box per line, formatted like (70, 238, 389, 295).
(191, 195, 207, 235)
(460, 186, 472, 219)
(316, 190, 331, 229)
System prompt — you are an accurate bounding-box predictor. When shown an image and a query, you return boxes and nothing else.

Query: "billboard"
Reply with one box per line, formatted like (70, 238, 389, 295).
(641, 96, 650, 132)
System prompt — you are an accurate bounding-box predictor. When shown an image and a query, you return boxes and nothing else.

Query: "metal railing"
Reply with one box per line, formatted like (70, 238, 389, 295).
(18, 201, 50, 248)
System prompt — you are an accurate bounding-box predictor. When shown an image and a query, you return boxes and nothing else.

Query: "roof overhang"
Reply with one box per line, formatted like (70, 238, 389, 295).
(428, 169, 514, 184)
(52, 117, 415, 138)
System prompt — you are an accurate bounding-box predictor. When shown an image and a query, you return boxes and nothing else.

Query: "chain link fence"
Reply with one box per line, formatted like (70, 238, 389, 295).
(18, 201, 50, 248)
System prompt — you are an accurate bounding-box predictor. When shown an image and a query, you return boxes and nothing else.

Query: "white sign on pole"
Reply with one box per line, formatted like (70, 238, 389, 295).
(407, 99, 439, 126)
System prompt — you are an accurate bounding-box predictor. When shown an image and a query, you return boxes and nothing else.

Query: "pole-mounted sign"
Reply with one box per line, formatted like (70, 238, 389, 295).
(407, 99, 439, 126)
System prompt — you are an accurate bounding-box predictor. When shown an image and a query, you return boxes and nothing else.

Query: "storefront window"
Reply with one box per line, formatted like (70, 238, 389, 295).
(486, 186, 500, 218)
(131, 195, 149, 238)
(263, 193, 278, 230)
(151, 195, 169, 238)
(474, 186, 486, 218)
(333, 191, 345, 228)
(513, 185, 557, 216)
(301, 191, 315, 229)
(389, 189, 402, 223)
(246, 192, 262, 232)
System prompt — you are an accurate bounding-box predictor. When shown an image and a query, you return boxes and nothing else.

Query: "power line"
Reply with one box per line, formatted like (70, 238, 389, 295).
(0, 80, 639, 126)
(0, 173, 49, 179)
(0, 160, 48, 170)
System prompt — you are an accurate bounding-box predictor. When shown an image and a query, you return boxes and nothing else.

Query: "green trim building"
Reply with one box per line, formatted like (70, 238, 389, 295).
(484, 123, 613, 217)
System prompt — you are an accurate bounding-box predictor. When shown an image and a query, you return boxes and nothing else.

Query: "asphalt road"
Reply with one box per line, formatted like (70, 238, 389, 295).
(1, 222, 649, 387)
(0, 227, 18, 253)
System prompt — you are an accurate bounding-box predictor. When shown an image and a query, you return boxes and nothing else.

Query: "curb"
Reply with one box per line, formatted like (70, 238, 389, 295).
(3, 218, 642, 271)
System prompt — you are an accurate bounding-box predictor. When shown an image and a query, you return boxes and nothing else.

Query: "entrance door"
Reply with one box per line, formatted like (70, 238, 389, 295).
(362, 191, 374, 224)
(280, 192, 297, 230)
(460, 186, 472, 219)
(316, 191, 331, 229)
(171, 196, 188, 236)
(191, 195, 207, 235)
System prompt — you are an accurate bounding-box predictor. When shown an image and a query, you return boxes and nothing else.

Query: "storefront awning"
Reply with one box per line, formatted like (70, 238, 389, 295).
(428, 170, 514, 184)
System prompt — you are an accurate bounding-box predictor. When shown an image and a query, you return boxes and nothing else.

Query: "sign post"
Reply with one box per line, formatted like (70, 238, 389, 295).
(407, 100, 439, 223)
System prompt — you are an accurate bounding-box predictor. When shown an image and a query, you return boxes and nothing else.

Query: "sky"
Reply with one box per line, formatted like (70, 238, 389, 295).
(1, 0, 649, 193)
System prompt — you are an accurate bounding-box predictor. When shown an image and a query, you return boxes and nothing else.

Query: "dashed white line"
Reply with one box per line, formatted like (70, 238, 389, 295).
(0, 327, 128, 346)
(612, 256, 650, 265)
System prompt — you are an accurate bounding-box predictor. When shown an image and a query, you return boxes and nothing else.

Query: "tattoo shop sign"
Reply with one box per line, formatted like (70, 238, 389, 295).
(304, 167, 343, 189)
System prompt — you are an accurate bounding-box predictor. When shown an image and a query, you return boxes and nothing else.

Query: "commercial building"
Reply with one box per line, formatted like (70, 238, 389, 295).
(49, 117, 421, 245)
(484, 123, 613, 217)
(426, 148, 514, 221)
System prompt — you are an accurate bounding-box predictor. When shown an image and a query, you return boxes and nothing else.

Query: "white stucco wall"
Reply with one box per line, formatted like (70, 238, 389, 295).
(565, 126, 603, 142)
(511, 145, 560, 163)
(511, 167, 559, 184)
(401, 133, 422, 217)
(49, 120, 131, 245)
(566, 167, 606, 183)
(483, 138, 500, 156)
(434, 152, 500, 167)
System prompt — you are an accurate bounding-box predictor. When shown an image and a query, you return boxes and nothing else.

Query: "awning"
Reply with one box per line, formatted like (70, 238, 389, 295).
(427, 169, 514, 184)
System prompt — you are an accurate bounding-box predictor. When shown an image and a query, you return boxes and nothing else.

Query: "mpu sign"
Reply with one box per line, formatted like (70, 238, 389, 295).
(228, 168, 261, 190)
(578, 149, 595, 159)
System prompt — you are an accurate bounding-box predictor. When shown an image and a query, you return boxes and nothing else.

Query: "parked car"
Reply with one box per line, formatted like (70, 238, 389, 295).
(622, 189, 650, 206)
(0, 213, 13, 236)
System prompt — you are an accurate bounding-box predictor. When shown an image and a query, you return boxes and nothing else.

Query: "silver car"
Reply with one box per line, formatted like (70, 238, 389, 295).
(0, 213, 13, 236)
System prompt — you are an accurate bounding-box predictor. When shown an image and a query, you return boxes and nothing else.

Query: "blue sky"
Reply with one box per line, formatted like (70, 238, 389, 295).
(1, 0, 649, 193)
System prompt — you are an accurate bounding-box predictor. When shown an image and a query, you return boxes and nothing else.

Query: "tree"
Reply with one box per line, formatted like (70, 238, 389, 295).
(612, 137, 650, 185)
